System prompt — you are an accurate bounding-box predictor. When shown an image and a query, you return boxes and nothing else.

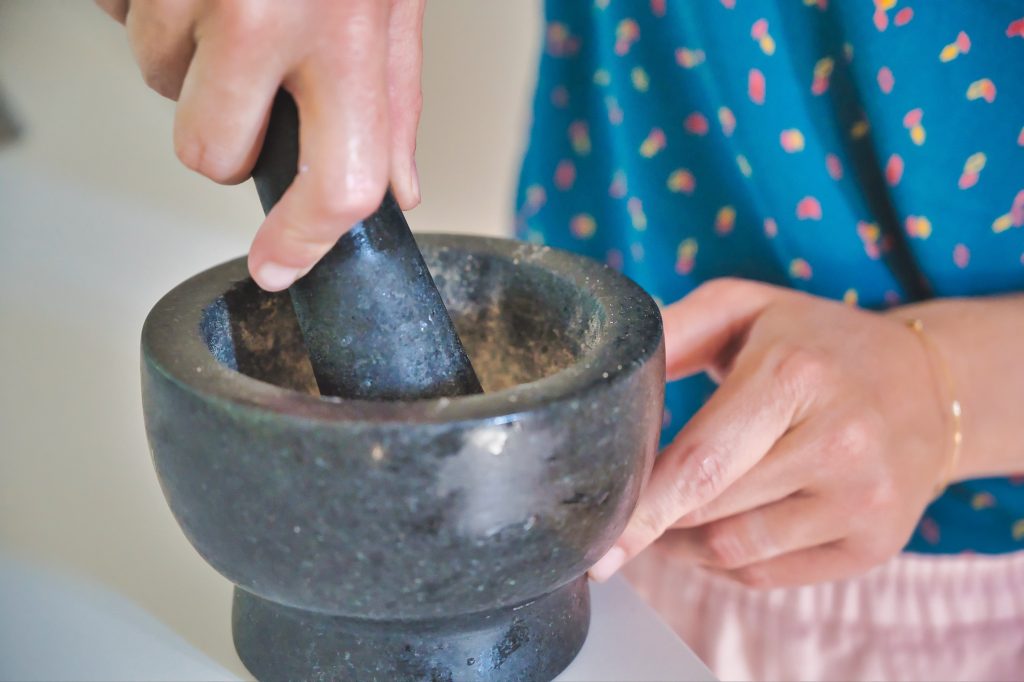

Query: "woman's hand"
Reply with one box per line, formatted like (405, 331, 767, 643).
(96, 0, 425, 291)
(590, 279, 972, 588)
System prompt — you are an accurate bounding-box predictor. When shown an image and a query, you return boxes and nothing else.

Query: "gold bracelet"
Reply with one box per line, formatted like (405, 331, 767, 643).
(905, 318, 962, 497)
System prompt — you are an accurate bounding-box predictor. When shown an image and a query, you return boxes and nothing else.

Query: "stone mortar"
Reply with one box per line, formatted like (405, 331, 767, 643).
(141, 234, 665, 681)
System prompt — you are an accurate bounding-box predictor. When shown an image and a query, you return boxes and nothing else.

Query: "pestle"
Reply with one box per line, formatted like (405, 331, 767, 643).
(250, 90, 483, 400)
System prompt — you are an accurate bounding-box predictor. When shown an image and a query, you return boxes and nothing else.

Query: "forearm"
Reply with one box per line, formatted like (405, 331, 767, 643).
(893, 295, 1024, 480)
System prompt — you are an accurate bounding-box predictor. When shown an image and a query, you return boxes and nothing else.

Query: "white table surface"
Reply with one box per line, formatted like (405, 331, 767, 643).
(0, 3, 713, 680)
(0, 552, 712, 682)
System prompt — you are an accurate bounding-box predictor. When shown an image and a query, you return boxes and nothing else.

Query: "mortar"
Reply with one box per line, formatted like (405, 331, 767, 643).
(141, 234, 664, 681)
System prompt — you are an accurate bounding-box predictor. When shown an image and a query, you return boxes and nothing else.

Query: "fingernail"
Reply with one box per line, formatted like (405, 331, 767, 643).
(255, 262, 301, 291)
(588, 546, 627, 583)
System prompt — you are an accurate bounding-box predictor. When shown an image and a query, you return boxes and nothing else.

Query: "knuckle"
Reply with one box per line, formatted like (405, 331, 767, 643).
(277, 222, 335, 259)
(130, 39, 185, 99)
(198, 5, 265, 62)
(825, 412, 880, 460)
(676, 441, 730, 501)
(96, 0, 128, 23)
(342, 10, 381, 47)
(696, 454, 727, 498)
(213, 0, 275, 43)
(126, 11, 186, 98)
(704, 524, 749, 570)
(772, 343, 829, 399)
(309, 173, 386, 222)
(864, 476, 898, 514)
(174, 134, 239, 184)
(343, 180, 387, 219)
(140, 64, 181, 99)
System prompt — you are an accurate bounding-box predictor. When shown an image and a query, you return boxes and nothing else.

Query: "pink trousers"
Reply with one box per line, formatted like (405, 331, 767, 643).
(623, 545, 1024, 681)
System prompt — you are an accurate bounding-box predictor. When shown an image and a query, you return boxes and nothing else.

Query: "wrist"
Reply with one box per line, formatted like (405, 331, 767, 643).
(888, 296, 1024, 481)
(901, 316, 963, 493)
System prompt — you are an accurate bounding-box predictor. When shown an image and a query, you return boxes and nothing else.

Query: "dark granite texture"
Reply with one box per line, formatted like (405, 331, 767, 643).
(232, 576, 589, 682)
(141, 235, 665, 681)
(251, 91, 482, 399)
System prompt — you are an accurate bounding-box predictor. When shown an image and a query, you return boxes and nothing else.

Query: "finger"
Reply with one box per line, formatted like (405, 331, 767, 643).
(387, 0, 425, 209)
(658, 493, 845, 571)
(589, 345, 813, 581)
(173, 20, 283, 184)
(673, 419, 827, 529)
(96, 0, 129, 23)
(248, 2, 391, 291)
(662, 278, 779, 381)
(710, 542, 865, 589)
(125, 0, 199, 99)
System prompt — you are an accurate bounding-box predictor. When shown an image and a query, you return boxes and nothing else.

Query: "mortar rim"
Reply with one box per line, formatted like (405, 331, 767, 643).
(141, 233, 664, 425)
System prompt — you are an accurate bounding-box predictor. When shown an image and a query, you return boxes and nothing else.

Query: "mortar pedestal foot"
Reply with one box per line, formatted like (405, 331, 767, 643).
(232, 576, 590, 682)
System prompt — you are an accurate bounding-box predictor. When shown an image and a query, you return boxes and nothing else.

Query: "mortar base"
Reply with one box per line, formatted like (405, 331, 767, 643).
(231, 576, 590, 682)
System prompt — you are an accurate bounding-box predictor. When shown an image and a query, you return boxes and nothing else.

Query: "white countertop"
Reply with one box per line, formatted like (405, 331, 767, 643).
(0, 3, 713, 680)
(0, 552, 712, 682)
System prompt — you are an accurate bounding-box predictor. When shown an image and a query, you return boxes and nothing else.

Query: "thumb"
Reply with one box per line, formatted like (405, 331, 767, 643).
(662, 277, 779, 381)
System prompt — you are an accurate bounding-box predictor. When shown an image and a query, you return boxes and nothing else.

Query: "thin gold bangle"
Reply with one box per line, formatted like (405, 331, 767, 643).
(905, 318, 963, 497)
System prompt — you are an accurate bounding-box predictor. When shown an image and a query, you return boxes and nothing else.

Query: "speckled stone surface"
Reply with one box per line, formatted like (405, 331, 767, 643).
(141, 235, 665, 681)
(231, 576, 588, 681)
(287, 192, 483, 400)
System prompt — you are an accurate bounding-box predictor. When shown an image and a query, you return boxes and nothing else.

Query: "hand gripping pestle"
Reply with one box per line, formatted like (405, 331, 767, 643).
(250, 91, 483, 400)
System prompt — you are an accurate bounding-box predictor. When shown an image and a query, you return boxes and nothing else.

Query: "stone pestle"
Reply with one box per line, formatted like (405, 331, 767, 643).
(250, 90, 483, 400)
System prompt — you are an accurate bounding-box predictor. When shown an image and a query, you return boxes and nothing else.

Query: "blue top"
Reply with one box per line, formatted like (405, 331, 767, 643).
(516, 0, 1024, 554)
